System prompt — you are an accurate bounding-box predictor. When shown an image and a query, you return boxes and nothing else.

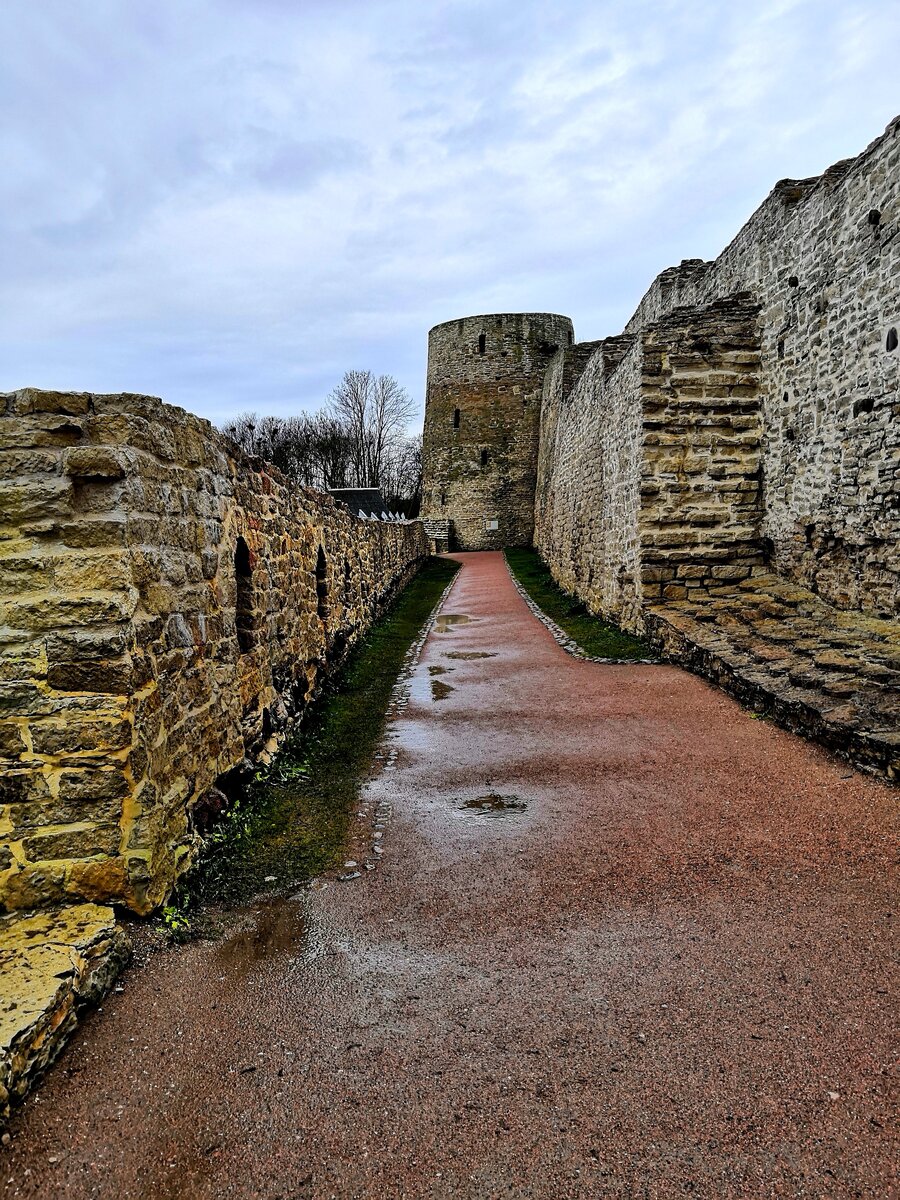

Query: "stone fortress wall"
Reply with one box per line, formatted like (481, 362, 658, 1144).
(0, 389, 428, 915)
(535, 115, 899, 628)
(422, 313, 574, 550)
(535, 299, 765, 632)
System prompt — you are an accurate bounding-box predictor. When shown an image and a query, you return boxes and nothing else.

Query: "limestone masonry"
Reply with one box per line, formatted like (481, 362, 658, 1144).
(423, 313, 574, 550)
(425, 116, 899, 620)
(0, 389, 427, 915)
(1, 116, 898, 929)
(423, 117, 899, 779)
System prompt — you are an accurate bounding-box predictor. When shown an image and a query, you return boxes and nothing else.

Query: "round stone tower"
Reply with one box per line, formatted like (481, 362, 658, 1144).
(422, 312, 574, 550)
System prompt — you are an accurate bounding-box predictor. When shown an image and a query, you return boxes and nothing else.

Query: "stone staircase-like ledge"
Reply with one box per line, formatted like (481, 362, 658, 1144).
(644, 574, 900, 782)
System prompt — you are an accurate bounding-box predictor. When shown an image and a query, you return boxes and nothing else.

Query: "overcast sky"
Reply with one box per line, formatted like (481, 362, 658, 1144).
(2, 1, 898, 428)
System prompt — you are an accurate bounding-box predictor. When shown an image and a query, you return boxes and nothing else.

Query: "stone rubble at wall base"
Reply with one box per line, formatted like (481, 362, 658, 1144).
(0, 903, 130, 1123)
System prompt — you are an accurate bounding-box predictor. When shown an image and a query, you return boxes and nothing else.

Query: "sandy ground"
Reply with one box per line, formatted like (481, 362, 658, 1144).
(2, 551, 897, 1199)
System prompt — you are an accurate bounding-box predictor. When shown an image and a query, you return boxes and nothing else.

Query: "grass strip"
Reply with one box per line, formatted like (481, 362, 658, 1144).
(180, 555, 460, 912)
(504, 548, 649, 660)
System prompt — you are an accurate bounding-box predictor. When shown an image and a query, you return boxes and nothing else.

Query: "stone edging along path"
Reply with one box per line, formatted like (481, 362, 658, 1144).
(502, 555, 659, 665)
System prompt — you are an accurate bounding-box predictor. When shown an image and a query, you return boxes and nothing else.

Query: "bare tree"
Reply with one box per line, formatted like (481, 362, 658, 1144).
(220, 371, 417, 506)
(327, 371, 414, 489)
(381, 434, 422, 516)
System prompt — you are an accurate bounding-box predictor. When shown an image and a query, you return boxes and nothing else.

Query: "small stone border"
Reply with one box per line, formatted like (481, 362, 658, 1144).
(503, 554, 659, 666)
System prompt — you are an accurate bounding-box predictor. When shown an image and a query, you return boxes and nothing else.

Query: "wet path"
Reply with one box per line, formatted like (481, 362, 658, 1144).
(3, 552, 897, 1198)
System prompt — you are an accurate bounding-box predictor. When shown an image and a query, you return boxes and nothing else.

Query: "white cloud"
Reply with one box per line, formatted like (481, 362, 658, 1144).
(1, 0, 897, 425)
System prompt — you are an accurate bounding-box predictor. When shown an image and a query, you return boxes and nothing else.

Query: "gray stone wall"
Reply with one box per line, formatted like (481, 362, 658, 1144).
(422, 312, 574, 550)
(535, 115, 898, 620)
(0, 389, 428, 914)
(622, 117, 900, 615)
(535, 299, 763, 632)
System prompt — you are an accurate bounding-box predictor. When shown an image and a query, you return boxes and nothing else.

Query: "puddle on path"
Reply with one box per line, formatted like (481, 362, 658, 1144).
(428, 665, 450, 676)
(444, 651, 497, 660)
(214, 896, 310, 976)
(455, 793, 528, 820)
(431, 680, 455, 700)
(434, 614, 471, 633)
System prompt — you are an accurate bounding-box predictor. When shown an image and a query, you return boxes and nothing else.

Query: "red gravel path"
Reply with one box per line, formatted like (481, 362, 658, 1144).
(3, 551, 897, 1199)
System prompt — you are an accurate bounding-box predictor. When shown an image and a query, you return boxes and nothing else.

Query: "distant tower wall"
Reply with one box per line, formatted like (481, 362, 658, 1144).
(422, 313, 574, 550)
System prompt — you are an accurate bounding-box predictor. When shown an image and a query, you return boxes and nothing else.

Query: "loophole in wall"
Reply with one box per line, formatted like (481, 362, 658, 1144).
(235, 536, 255, 654)
(316, 545, 328, 620)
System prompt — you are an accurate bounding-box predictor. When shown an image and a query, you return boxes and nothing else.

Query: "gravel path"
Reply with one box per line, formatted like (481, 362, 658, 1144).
(2, 551, 897, 1199)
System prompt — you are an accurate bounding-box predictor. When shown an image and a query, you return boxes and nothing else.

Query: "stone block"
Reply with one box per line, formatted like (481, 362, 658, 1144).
(0, 723, 26, 758)
(57, 518, 127, 549)
(20, 823, 121, 863)
(46, 657, 135, 695)
(8, 389, 91, 417)
(29, 719, 131, 758)
(0, 481, 72, 529)
(62, 446, 128, 480)
(1, 862, 68, 910)
(52, 553, 131, 593)
(56, 768, 130, 806)
(3, 592, 136, 633)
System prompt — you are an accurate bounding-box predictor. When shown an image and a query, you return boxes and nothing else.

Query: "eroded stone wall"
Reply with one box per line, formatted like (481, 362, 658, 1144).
(0, 389, 428, 914)
(535, 115, 898, 622)
(535, 298, 762, 632)
(422, 313, 574, 550)
(622, 117, 900, 615)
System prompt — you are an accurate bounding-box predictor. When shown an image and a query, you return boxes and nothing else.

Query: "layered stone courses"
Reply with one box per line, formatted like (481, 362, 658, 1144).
(422, 312, 574, 550)
(0, 903, 129, 1121)
(619, 118, 900, 616)
(644, 575, 900, 780)
(535, 296, 765, 632)
(0, 388, 428, 915)
(426, 118, 898, 778)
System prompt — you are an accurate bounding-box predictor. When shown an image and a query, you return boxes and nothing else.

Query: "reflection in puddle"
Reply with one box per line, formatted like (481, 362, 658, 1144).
(214, 896, 313, 975)
(445, 651, 497, 660)
(455, 794, 527, 820)
(434, 614, 471, 633)
(431, 680, 455, 700)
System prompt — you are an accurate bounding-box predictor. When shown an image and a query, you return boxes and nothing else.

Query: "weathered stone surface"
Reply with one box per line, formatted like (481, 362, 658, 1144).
(617, 118, 900, 617)
(644, 575, 900, 780)
(422, 313, 574, 550)
(421, 119, 898, 777)
(535, 296, 764, 633)
(0, 387, 429, 915)
(0, 903, 129, 1122)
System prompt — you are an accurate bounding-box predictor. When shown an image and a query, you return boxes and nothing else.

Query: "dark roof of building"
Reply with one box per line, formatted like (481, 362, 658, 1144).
(328, 487, 387, 517)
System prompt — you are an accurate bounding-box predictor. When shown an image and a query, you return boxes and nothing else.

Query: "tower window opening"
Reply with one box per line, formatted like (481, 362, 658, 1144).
(887, 327, 898, 352)
(316, 545, 328, 621)
(453, 407, 460, 428)
(480, 448, 489, 467)
(235, 536, 254, 654)
(477, 333, 486, 355)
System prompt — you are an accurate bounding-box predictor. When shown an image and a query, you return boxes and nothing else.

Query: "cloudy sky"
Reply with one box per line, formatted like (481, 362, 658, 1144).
(2, 1, 898, 428)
